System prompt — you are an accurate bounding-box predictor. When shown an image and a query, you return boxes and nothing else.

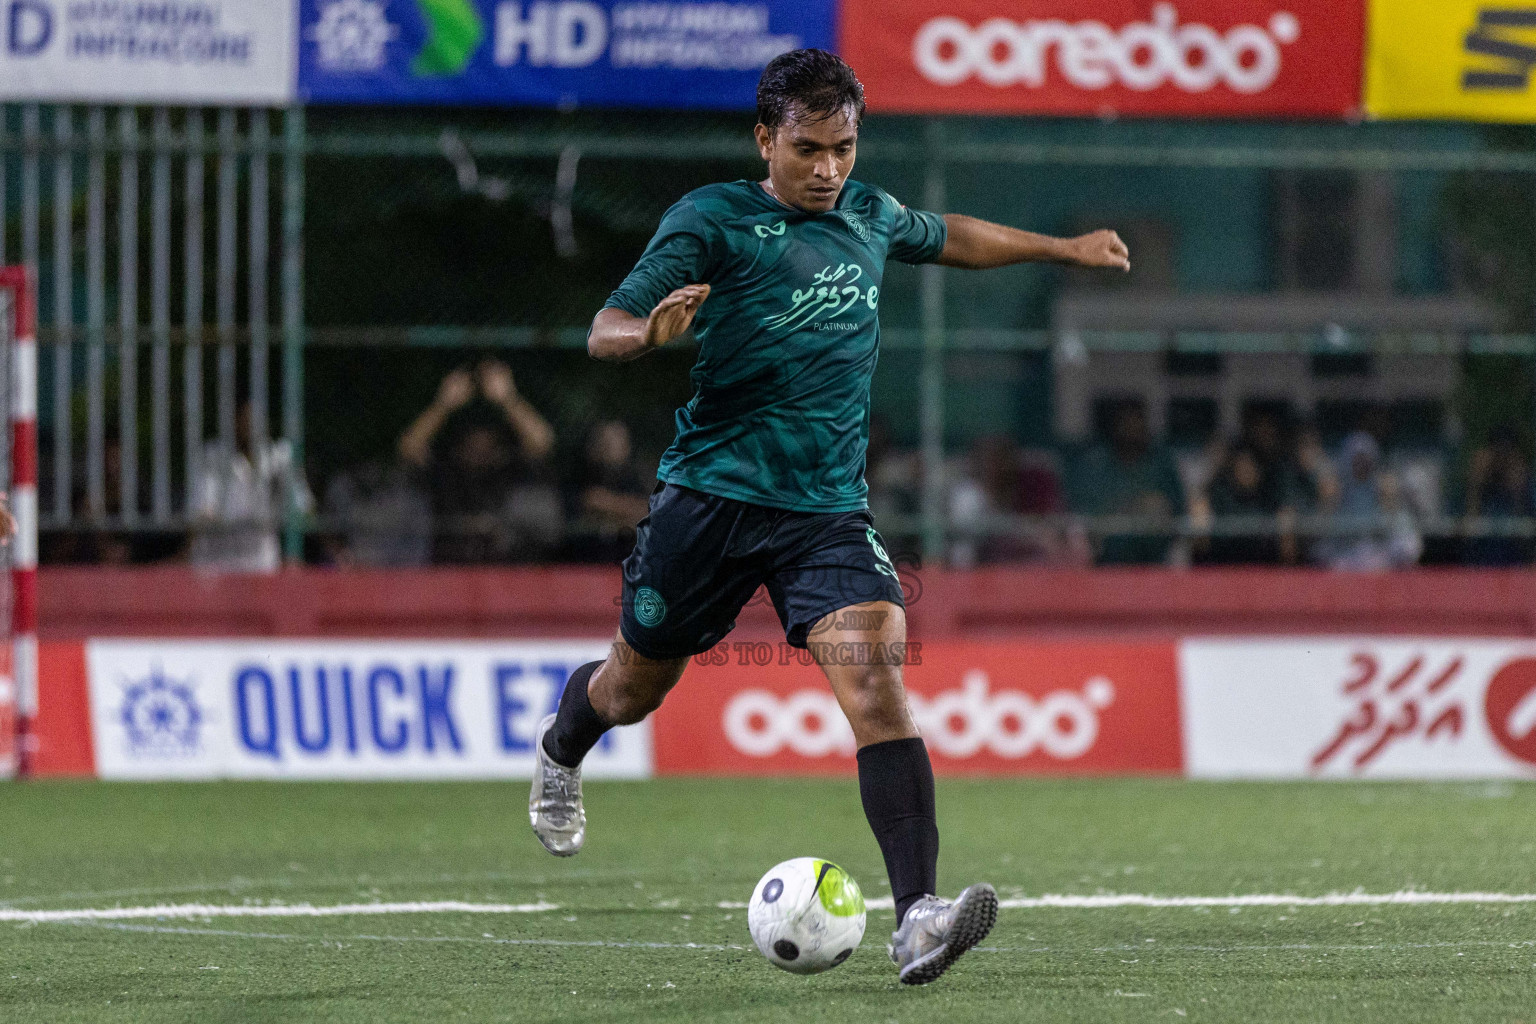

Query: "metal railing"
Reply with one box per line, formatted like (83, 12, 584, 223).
(0, 103, 305, 554)
(6, 108, 1536, 566)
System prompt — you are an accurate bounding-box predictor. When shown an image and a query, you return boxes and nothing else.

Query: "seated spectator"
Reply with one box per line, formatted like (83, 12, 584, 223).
(46, 434, 135, 564)
(1463, 424, 1534, 566)
(866, 414, 919, 519)
(865, 414, 922, 559)
(1191, 445, 1299, 565)
(1318, 430, 1421, 571)
(320, 460, 432, 568)
(949, 435, 1081, 567)
(1293, 421, 1341, 513)
(191, 401, 312, 573)
(564, 420, 652, 564)
(1068, 401, 1185, 565)
(399, 359, 561, 564)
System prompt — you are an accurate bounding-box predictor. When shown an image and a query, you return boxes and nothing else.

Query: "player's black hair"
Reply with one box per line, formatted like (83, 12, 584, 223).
(756, 49, 865, 135)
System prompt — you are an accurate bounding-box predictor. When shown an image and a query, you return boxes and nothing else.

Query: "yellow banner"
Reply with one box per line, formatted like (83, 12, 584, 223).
(1368, 0, 1536, 121)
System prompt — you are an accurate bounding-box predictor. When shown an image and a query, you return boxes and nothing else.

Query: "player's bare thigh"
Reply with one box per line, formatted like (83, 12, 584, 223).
(588, 632, 690, 726)
(809, 600, 919, 748)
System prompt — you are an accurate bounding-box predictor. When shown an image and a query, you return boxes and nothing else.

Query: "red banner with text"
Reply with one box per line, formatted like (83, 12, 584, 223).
(839, 0, 1365, 118)
(652, 640, 1184, 775)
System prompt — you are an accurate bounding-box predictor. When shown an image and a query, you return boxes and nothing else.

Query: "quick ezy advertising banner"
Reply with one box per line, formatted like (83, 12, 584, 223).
(1180, 639, 1536, 779)
(0, 1, 296, 105)
(838, 0, 1365, 118)
(298, 0, 834, 108)
(84, 639, 651, 780)
(1366, 0, 1536, 122)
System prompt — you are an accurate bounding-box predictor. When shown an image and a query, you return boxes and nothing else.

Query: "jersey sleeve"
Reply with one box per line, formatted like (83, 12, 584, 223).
(604, 199, 718, 317)
(879, 188, 948, 265)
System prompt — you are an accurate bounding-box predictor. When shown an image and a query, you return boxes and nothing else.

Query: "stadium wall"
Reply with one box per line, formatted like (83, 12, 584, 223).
(28, 567, 1536, 782)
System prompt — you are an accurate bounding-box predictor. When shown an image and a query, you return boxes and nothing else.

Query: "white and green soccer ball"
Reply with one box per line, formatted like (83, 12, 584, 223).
(747, 857, 866, 974)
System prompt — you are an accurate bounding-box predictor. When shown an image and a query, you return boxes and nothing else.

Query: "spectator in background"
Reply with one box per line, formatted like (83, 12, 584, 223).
(1191, 445, 1299, 565)
(1293, 420, 1341, 516)
(320, 460, 432, 568)
(949, 434, 1079, 566)
(864, 414, 922, 559)
(399, 359, 561, 564)
(50, 434, 134, 564)
(1319, 430, 1421, 571)
(564, 420, 652, 563)
(1068, 400, 1185, 565)
(191, 401, 312, 573)
(1462, 424, 1534, 566)
(865, 414, 919, 521)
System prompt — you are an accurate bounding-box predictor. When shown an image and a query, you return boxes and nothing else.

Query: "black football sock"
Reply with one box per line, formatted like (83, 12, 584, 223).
(542, 661, 610, 768)
(857, 736, 940, 926)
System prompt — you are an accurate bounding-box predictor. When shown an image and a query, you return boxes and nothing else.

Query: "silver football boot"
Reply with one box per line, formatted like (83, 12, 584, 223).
(529, 713, 586, 856)
(888, 883, 998, 985)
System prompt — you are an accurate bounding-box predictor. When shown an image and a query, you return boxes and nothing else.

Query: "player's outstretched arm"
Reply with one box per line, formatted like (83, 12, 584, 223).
(937, 214, 1130, 272)
(588, 284, 711, 363)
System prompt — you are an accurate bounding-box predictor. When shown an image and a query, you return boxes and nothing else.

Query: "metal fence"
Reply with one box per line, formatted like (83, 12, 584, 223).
(5, 104, 1536, 567)
(0, 103, 305, 555)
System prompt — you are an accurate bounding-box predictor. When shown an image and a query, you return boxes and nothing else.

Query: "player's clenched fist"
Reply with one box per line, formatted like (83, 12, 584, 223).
(644, 284, 710, 351)
(1068, 229, 1131, 271)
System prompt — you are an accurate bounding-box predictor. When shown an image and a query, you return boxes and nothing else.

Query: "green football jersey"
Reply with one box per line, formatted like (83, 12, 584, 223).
(605, 178, 947, 513)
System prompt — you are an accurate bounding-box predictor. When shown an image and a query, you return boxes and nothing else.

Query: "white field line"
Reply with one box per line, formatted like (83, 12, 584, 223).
(1000, 892, 1536, 909)
(719, 891, 1536, 911)
(7, 890, 1536, 924)
(0, 901, 558, 923)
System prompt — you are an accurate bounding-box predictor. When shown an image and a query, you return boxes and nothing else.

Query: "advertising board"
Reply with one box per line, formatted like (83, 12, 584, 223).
(1180, 639, 1536, 779)
(298, 0, 834, 108)
(839, 0, 1364, 118)
(83, 639, 649, 780)
(652, 640, 1184, 775)
(1366, 0, 1536, 122)
(0, 1, 296, 104)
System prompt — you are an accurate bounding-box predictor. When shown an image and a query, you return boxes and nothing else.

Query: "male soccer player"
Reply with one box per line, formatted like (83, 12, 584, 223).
(531, 49, 1130, 985)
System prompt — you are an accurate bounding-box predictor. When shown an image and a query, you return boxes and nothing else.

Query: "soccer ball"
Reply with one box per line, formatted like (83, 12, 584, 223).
(747, 857, 866, 974)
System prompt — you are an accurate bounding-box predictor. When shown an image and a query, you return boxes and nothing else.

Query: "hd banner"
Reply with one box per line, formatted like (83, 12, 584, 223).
(297, 0, 834, 107)
(82, 639, 650, 780)
(1366, 0, 1536, 122)
(0, 1, 296, 105)
(838, 0, 1365, 118)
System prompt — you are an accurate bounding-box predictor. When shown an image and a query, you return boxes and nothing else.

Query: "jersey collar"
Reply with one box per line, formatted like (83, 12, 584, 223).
(752, 179, 849, 215)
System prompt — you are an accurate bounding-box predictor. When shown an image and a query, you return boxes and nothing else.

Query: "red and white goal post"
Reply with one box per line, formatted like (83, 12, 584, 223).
(0, 267, 37, 780)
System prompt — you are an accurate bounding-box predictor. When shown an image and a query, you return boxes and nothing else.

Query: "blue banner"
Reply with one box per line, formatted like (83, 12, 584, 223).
(298, 0, 835, 109)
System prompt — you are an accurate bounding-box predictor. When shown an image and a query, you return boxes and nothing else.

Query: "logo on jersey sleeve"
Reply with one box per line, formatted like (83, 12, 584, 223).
(762, 264, 880, 333)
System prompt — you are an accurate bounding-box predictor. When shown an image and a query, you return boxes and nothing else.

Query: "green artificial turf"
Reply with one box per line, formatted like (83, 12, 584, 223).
(2, 778, 1534, 1022)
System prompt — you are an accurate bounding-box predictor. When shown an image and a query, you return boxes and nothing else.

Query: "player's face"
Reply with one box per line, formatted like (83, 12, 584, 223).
(755, 105, 858, 214)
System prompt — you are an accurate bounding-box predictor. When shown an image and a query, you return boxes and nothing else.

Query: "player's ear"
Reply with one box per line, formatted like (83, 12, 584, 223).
(754, 122, 773, 161)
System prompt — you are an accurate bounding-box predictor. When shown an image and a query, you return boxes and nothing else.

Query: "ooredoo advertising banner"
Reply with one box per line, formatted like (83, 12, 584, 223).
(1366, 0, 1536, 122)
(1180, 639, 1536, 779)
(839, 0, 1365, 118)
(0, 1, 297, 105)
(298, 0, 834, 108)
(83, 639, 650, 780)
(652, 641, 1185, 775)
